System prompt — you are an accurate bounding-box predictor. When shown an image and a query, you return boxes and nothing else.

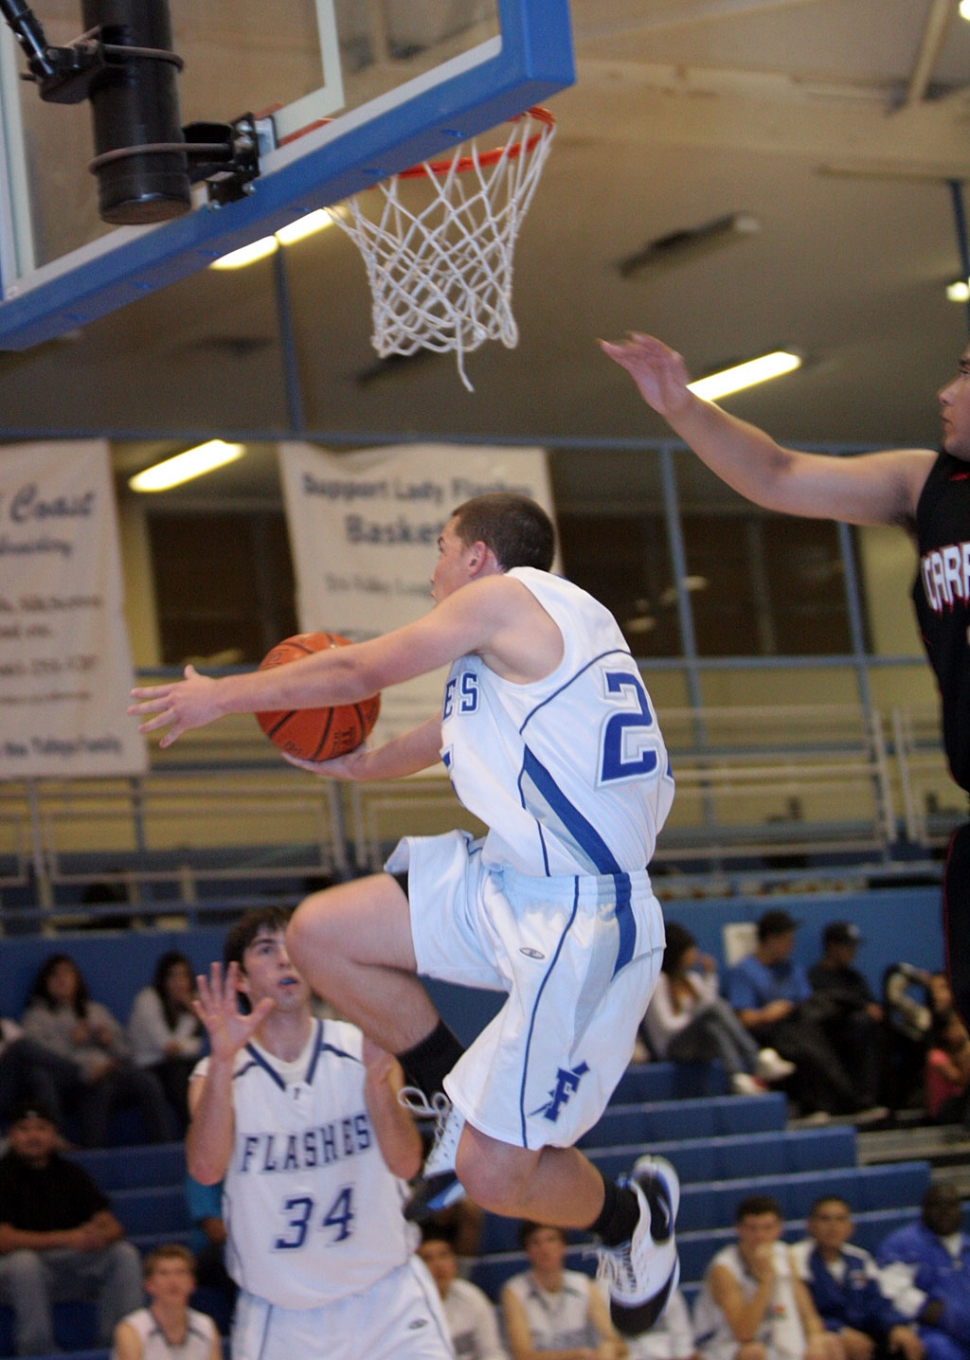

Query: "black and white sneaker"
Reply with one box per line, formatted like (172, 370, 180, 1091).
(398, 1087, 467, 1222)
(597, 1155, 681, 1337)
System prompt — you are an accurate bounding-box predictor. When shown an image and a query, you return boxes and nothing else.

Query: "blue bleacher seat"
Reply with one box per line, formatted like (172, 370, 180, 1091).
(580, 1092, 787, 1149)
(610, 1063, 728, 1104)
(71, 1144, 186, 1193)
(112, 1186, 192, 1237)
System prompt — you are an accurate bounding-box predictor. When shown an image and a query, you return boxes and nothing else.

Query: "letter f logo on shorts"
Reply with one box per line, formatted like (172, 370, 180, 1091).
(530, 1062, 590, 1123)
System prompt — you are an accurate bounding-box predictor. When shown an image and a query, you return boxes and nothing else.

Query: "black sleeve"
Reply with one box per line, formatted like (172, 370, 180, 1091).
(60, 1161, 111, 1222)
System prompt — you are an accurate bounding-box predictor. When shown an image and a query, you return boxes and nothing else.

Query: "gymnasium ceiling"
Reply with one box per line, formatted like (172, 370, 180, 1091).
(5, 0, 970, 510)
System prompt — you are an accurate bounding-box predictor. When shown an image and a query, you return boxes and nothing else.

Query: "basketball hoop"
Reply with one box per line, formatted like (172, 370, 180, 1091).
(332, 107, 555, 391)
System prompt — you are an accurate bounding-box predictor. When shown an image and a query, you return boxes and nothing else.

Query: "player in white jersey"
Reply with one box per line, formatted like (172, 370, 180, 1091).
(131, 494, 680, 1337)
(185, 907, 452, 1360)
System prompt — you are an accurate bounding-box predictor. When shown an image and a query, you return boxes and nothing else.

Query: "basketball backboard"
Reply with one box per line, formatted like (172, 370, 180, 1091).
(0, 0, 573, 349)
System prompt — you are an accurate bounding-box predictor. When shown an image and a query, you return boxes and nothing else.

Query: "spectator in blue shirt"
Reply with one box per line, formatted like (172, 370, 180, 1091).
(877, 1185, 970, 1360)
(727, 911, 881, 1121)
(792, 1196, 924, 1360)
(184, 1174, 234, 1334)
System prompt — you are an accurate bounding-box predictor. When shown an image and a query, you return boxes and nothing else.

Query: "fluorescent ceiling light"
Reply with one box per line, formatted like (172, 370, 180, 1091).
(211, 209, 338, 268)
(210, 237, 278, 270)
(129, 440, 245, 492)
(276, 209, 335, 245)
(961, 0, 970, 19)
(688, 351, 802, 402)
(947, 279, 970, 302)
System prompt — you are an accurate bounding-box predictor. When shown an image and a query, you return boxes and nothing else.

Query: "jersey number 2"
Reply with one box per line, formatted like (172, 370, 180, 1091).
(274, 1186, 355, 1250)
(600, 672, 661, 784)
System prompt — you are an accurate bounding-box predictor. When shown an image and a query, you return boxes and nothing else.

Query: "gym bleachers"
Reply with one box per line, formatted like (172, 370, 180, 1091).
(468, 1065, 931, 1304)
(0, 1061, 935, 1359)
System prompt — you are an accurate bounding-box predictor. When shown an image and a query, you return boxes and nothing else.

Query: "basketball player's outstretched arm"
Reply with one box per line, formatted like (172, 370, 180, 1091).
(600, 334, 935, 528)
(129, 571, 561, 748)
(186, 961, 274, 1184)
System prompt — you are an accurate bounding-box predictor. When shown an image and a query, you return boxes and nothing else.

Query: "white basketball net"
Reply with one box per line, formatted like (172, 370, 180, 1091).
(332, 108, 556, 391)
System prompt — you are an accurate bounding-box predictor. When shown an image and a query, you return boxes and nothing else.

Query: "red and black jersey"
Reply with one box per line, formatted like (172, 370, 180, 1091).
(912, 449, 970, 793)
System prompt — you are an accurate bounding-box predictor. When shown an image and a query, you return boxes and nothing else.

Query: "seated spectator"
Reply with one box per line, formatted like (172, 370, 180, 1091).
(727, 911, 883, 1122)
(112, 1244, 221, 1360)
(925, 1012, 970, 1125)
(881, 966, 934, 1113)
(643, 923, 795, 1096)
(693, 1194, 841, 1360)
(0, 1100, 143, 1356)
(791, 1196, 924, 1360)
(22, 953, 175, 1146)
(184, 1174, 235, 1330)
(427, 1198, 486, 1280)
(625, 1285, 698, 1360)
(877, 1184, 970, 1360)
(0, 1014, 81, 1134)
(417, 1224, 509, 1360)
(501, 1222, 624, 1360)
(128, 952, 203, 1132)
(808, 925, 883, 1109)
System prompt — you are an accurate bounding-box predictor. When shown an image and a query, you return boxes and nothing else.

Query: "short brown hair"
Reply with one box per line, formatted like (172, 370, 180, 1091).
(224, 906, 292, 969)
(736, 1195, 782, 1223)
(143, 1244, 195, 1278)
(519, 1221, 567, 1250)
(451, 494, 555, 572)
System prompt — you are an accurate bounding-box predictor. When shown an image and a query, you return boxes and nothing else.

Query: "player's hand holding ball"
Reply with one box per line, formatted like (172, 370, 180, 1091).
(255, 632, 380, 763)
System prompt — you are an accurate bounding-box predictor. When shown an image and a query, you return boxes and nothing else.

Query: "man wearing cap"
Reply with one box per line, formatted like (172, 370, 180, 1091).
(727, 911, 880, 1121)
(0, 1101, 143, 1355)
(809, 924, 884, 1110)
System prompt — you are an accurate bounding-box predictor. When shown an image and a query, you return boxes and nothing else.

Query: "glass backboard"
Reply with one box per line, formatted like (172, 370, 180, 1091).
(0, 0, 573, 347)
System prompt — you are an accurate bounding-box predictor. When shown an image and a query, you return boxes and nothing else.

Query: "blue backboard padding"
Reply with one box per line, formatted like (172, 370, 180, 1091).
(0, 0, 574, 349)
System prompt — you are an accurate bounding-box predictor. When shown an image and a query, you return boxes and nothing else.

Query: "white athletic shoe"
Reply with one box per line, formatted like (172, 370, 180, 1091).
(597, 1155, 681, 1337)
(398, 1087, 467, 1221)
(755, 1048, 797, 1082)
(731, 1072, 768, 1096)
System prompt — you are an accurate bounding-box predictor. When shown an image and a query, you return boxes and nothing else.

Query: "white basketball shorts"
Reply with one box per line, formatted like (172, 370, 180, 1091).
(386, 829, 665, 1151)
(231, 1257, 452, 1360)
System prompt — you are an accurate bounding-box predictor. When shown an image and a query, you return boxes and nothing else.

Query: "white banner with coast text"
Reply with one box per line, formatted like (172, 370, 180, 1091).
(0, 442, 147, 779)
(278, 443, 555, 744)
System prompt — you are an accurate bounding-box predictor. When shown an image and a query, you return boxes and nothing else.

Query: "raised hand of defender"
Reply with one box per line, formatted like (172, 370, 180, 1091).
(598, 333, 694, 417)
(127, 664, 221, 748)
(192, 961, 274, 1061)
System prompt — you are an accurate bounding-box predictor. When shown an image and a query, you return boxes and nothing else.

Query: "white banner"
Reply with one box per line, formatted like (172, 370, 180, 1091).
(278, 443, 555, 744)
(0, 442, 147, 779)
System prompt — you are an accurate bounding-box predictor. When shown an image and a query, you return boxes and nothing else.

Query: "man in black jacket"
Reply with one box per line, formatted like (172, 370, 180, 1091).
(0, 1101, 142, 1355)
(809, 923, 884, 1108)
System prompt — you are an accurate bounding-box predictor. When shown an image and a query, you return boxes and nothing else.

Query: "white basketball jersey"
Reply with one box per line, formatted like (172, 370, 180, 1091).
(114, 1308, 217, 1360)
(206, 1019, 416, 1309)
(440, 568, 674, 876)
(504, 1269, 597, 1351)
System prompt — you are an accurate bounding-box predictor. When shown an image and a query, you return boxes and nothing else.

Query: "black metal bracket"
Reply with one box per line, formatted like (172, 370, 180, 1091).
(183, 115, 265, 206)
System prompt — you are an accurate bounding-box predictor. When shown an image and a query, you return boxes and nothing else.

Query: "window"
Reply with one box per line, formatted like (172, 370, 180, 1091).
(148, 513, 297, 665)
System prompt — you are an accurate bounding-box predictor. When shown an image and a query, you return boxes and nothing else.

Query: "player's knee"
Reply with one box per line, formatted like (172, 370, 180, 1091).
(287, 890, 342, 968)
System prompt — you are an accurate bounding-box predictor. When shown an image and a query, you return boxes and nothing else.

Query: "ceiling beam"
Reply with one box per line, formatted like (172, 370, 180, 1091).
(903, 0, 956, 107)
(574, 0, 824, 42)
(564, 60, 970, 174)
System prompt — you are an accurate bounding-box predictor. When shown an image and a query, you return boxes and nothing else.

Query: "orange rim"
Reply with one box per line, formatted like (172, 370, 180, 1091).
(277, 106, 555, 171)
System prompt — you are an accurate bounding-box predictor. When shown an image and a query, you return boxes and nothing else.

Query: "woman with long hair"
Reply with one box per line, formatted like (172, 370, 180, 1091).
(643, 923, 794, 1095)
(128, 951, 203, 1131)
(22, 954, 175, 1146)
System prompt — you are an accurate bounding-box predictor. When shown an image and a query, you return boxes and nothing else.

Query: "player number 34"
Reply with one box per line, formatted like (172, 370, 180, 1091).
(274, 1186, 355, 1249)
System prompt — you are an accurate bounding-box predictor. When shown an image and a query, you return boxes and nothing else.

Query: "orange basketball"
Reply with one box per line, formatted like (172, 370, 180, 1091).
(254, 632, 380, 762)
